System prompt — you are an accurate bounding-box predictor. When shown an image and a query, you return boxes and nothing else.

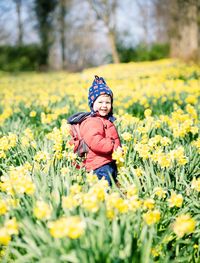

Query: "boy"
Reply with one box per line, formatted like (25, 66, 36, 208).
(80, 75, 121, 186)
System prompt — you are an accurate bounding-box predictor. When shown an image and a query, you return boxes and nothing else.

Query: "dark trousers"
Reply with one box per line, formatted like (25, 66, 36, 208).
(94, 161, 118, 186)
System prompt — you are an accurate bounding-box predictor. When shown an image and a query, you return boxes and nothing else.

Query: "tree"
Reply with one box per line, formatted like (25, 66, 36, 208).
(198, 2, 200, 60)
(153, 0, 200, 61)
(135, 0, 154, 45)
(87, 0, 120, 63)
(151, 0, 170, 44)
(59, 0, 66, 69)
(34, 0, 58, 68)
(60, 0, 108, 71)
(13, 0, 23, 45)
(57, 0, 72, 69)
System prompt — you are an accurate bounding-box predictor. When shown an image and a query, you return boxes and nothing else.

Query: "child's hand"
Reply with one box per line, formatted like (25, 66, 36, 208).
(118, 146, 124, 155)
(112, 146, 125, 165)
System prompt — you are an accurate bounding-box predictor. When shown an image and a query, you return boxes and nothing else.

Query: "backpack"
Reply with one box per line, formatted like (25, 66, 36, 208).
(67, 112, 91, 157)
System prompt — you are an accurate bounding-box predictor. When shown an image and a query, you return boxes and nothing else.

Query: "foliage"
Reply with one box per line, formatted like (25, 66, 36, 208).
(0, 45, 43, 72)
(117, 43, 170, 63)
(33, 0, 58, 67)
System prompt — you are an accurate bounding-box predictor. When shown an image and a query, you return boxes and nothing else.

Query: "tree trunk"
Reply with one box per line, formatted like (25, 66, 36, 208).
(15, 0, 23, 45)
(169, 0, 199, 61)
(87, 0, 120, 64)
(59, 0, 66, 69)
(34, 0, 58, 69)
(197, 2, 200, 60)
(108, 30, 120, 63)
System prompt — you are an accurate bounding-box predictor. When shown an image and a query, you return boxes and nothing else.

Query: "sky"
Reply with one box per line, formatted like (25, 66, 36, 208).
(0, 0, 146, 46)
(0, 0, 39, 44)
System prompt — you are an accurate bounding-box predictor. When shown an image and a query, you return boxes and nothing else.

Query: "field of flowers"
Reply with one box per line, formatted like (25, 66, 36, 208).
(0, 59, 199, 262)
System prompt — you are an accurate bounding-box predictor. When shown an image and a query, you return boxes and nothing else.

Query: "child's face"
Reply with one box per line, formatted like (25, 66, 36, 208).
(93, 94, 112, 117)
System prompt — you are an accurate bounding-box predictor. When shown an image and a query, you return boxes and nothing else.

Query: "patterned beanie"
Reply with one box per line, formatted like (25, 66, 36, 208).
(88, 75, 113, 110)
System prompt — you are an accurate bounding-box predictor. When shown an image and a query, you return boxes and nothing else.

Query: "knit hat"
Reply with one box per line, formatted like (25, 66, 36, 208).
(88, 75, 113, 110)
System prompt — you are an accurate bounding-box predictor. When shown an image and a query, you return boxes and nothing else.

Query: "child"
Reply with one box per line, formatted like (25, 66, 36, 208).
(79, 75, 121, 186)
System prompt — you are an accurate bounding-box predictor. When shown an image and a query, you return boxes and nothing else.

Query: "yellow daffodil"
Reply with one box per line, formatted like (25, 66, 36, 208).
(168, 192, 183, 208)
(172, 214, 196, 238)
(48, 216, 85, 239)
(143, 210, 161, 225)
(33, 201, 52, 220)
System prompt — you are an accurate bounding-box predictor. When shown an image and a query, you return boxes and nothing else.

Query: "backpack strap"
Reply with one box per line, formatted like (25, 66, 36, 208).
(70, 123, 81, 140)
(67, 112, 91, 124)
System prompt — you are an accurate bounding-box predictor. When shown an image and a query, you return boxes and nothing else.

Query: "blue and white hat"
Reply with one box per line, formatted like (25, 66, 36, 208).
(88, 75, 113, 110)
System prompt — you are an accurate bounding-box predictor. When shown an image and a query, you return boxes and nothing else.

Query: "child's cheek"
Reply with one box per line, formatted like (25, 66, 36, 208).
(93, 104, 98, 111)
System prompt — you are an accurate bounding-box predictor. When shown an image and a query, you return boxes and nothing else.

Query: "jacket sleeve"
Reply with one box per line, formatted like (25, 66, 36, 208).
(114, 137, 121, 150)
(80, 118, 114, 154)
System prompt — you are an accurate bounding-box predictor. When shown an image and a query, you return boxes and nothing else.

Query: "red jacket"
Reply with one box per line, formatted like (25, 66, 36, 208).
(80, 116, 121, 171)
